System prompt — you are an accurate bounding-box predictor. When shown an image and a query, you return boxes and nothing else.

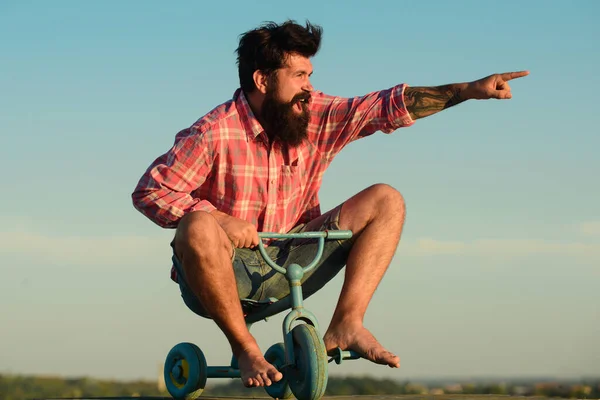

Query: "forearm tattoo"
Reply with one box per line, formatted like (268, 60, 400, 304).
(404, 85, 466, 120)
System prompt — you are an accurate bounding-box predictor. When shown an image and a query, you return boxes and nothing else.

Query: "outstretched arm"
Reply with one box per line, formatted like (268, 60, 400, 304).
(404, 70, 530, 120)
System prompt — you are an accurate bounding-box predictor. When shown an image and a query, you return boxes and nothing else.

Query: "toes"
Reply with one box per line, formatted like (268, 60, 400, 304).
(254, 374, 265, 387)
(246, 376, 264, 387)
(385, 352, 400, 368)
(260, 372, 272, 386)
(274, 370, 283, 381)
(364, 349, 400, 367)
(269, 369, 283, 382)
(268, 366, 283, 380)
(263, 369, 282, 386)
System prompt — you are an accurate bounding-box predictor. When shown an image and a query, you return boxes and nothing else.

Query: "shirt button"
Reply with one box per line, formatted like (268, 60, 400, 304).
(270, 180, 275, 184)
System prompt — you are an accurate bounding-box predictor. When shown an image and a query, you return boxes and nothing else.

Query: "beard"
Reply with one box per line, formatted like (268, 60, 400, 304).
(261, 87, 311, 147)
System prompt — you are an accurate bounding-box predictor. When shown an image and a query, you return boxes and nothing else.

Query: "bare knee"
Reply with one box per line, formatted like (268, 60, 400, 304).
(365, 183, 406, 218)
(339, 184, 405, 233)
(174, 211, 231, 261)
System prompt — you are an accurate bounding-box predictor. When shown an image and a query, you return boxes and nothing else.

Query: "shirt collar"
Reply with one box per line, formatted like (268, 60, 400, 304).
(234, 88, 266, 141)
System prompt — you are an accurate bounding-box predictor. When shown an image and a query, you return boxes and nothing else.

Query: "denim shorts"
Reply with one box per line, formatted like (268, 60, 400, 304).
(172, 204, 354, 319)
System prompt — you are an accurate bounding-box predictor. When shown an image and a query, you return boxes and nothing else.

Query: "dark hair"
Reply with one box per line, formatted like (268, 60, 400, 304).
(236, 20, 323, 93)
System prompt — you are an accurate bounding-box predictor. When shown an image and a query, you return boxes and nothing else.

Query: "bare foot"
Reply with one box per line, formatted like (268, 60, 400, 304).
(237, 346, 284, 387)
(323, 322, 400, 368)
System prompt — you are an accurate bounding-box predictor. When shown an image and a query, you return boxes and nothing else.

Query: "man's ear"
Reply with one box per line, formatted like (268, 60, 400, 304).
(253, 70, 269, 95)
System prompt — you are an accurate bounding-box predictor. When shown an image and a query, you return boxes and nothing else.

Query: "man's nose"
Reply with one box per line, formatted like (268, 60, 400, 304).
(303, 80, 314, 92)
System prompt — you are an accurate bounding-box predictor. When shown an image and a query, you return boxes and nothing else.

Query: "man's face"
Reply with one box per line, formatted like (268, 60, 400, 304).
(260, 54, 314, 147)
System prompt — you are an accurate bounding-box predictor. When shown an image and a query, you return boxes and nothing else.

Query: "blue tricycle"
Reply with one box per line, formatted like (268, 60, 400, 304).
(163, 230, 362, 400)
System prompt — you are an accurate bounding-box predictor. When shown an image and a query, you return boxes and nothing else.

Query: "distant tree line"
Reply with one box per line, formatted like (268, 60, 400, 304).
(1, 373, 598, 400)
(0, 375, 161, 400)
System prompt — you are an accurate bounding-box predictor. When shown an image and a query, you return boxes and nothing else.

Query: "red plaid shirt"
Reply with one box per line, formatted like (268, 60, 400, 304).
(132, 84, 413, 235)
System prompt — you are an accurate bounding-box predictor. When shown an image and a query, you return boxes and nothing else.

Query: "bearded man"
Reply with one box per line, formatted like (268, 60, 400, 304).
(132, 20, 528, 388)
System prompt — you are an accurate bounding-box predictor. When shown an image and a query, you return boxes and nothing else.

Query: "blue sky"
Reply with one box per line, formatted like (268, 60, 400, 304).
(1, 0, 599, 383)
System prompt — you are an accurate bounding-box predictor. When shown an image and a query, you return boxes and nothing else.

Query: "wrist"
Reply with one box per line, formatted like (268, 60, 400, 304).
(455, 82, 471, 101)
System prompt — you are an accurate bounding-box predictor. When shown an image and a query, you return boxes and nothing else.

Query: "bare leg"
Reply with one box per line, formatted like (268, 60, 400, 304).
(322, 184, 406, 368)
(174, 211, 282, 387)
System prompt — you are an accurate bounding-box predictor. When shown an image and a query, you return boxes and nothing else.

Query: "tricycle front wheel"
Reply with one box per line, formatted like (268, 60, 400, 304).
(287, 324, 328, 400)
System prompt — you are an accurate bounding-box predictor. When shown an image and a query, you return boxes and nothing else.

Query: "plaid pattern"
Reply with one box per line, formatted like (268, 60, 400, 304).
(132, 85, 413, 234)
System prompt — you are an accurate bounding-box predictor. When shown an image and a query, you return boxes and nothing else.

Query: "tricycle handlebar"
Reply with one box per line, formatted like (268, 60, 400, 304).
(258, 230, 352, 240)
(256, 230, 353, 275)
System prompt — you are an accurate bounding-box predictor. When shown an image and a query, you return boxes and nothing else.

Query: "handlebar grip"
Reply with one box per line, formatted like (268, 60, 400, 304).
(325, 230, 352, 240)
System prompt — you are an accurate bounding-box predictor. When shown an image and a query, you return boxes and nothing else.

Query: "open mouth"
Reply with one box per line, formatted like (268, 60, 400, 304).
(293, 98, 309, 113)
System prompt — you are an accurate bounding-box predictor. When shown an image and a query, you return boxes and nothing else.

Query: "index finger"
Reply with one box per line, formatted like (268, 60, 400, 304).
(500, 70, 530, 81)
